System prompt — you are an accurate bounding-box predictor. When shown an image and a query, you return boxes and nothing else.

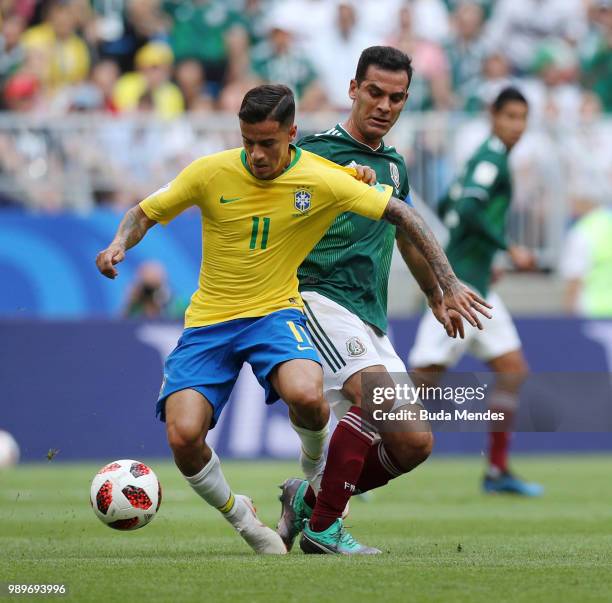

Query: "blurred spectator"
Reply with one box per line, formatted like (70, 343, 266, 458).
(445, 1, 487, 107)
(463, 51, 518, 112)
(483, 0, 587, 74)
(0, 0, 36, 21)
(580, 0, 612, 113)
(123, 260, 186, 318)
(387, 2, 452, 110)
(0, 14, 26, 84)
(175, 59, 214, 112)
(216, 73, 263, 113)
(50, 59, 120, 114)
(521, 39, 582, 124)
(241, 0, 276, 48)
(264, 0, 336, 49)
(163, 0, 249, 89)
(560, 196, 612, 317)
(112, 41, 184, 118)
(307, 1, 379, 111)
(251, 14, 326, 111)
(98, 88, 197, 207)
(0, 72, 68, 211)
(90, 59, 120, 113)
(86, 0, 168, 73)
(410, 0, 450, 43)
(560, 92, 612, 216)
(2, 70, 43, 111)
(349, 0, 403, 41)
(21, 0, 90, 92)
(443, 0, 494, 18)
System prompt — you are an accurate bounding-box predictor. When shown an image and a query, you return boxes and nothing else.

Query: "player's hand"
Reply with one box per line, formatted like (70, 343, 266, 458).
(96, 244, 126, 279)
(509, 245, 537, 271)
(442, 282, 492, 330)
(448, 309, 464, 339)
(352, 164, 377, 185)
(426, 287, 464, 339)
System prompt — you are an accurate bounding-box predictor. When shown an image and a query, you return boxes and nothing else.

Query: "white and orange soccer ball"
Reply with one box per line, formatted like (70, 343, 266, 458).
(90, 459, 161, 530)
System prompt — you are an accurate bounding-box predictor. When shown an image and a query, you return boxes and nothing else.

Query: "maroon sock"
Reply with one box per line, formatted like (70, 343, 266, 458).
(488, 431, 510, 472)
(304, 485, 316, 509)
(309, 406, 375, 532)
(356, 441, 404, 493)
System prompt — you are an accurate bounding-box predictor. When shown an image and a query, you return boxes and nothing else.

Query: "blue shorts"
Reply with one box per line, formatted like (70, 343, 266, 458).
(156, 309, 321, 427)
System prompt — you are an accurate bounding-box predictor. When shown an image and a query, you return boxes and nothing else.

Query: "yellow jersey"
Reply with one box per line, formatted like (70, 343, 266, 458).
(140, 146, 392, 327)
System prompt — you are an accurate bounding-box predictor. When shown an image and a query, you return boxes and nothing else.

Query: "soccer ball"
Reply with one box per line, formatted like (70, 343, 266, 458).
(90, 459, 161, 530)
(0, 430, 20, 467)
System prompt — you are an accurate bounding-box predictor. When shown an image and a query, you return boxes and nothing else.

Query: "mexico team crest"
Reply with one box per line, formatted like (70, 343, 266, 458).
(389, 162, 400, 191)
(294, 188, 312, 213)
(346, 336, 367, 357)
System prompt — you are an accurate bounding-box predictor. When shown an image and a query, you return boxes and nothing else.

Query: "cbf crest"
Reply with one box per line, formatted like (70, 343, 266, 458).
(294, 187, 312, 215)
(389, 162, 401, 192)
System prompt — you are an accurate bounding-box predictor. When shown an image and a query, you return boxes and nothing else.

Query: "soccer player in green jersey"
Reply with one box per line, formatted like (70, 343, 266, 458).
(277, 46, 479, 554)
(409, 87, 543, 497)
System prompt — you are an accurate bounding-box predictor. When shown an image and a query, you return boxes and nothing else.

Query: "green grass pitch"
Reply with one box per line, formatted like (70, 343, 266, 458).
(1, 456, 611, 603)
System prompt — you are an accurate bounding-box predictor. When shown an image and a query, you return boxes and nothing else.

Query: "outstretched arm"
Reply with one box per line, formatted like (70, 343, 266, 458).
(384, 197, 492, 328)
(96, 205, 157, 279)
(396, 231, 465, 338)
(396, 230, 438, 295)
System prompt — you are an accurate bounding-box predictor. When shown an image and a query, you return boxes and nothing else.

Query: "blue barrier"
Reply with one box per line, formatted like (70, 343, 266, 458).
(2, 318, 611, 461)
(0, 209, 202, 317)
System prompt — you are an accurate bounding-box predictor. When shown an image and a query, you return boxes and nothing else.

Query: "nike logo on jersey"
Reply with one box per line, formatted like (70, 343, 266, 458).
(220, 196, 242, 204)
(297, 345, 314, 351)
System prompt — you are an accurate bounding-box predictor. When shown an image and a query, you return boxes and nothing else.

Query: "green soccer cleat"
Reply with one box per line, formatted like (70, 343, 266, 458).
(276, 478, 312, 551)
(300, 518, 381, 555)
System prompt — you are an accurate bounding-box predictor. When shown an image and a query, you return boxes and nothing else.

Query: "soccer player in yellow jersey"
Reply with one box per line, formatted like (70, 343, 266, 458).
(96, 84, 490, 555)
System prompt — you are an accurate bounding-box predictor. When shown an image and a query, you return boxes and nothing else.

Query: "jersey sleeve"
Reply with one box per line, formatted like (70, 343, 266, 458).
(455, 155, 508, 249)
(461, 158, 501, 202)
(139, 158, 206, 225)
(325, 166, 392, 221)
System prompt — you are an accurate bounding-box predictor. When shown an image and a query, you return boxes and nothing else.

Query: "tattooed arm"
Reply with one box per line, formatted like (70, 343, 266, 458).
(384, 197, 492, 328)
(96, 205, 157, 279)
(396, 231, 464, 338)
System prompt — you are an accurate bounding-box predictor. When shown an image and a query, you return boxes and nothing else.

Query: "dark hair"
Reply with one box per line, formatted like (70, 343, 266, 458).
(238, 84, 295, 127)
(355, 46, 413, 87)
(492, 87, 528, 112)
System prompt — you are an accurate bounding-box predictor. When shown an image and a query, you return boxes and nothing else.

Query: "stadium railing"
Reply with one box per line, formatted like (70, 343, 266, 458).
(1, 112, 609, 270)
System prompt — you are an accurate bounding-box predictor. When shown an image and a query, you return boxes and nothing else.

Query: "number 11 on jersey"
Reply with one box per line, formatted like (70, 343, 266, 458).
(249, 216, 271, 250)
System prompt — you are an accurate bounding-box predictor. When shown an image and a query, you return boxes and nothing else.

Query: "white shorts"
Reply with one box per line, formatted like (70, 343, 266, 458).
(301, 290, 407, 419)
(408, 291, 522, 369)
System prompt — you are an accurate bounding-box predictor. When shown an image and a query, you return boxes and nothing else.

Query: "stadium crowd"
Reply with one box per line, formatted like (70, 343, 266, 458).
(0, 0, 610, 117)
(0, 0, 611, 295)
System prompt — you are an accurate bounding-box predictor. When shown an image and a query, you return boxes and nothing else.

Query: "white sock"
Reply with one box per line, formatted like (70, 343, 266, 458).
(183, 449, 236, 516)
(291, 420, 329, 493)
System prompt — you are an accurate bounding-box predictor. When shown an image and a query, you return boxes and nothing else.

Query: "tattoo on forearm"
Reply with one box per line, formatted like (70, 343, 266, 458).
(396, 233, 439, 292)
(115, 208, 151, 250)
(385, 198, 457, 291)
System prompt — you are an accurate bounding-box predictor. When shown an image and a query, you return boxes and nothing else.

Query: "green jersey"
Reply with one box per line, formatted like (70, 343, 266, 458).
(297, 124, 410, 333)
(438, 135, 511, 296)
